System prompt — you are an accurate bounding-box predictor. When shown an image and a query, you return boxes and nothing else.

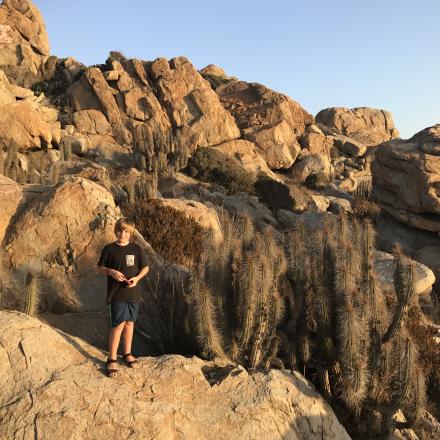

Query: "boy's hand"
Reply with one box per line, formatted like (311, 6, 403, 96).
(109, 269, 126, 282)
(126, 277, 138, 288)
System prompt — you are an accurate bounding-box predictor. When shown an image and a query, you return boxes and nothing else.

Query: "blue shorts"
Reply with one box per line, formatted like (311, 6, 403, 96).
(109, 302, 139, 327)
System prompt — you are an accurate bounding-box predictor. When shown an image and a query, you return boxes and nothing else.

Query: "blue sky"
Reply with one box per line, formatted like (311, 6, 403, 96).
(34, 0, 439, 139)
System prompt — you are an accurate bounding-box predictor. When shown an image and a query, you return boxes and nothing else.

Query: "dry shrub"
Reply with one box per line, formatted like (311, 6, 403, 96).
(352, 197, 381, 218)
(121, 199, 206, 266)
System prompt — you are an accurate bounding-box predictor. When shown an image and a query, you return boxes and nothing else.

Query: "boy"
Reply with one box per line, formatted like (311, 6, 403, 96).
(97, 217, 149, 377)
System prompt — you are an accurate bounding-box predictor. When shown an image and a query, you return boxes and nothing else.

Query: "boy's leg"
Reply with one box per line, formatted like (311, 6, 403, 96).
(108, 321, 125, 366)
(122, 321, 136, 362)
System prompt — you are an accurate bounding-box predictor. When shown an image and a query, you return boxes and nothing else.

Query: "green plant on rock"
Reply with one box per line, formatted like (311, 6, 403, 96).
(254, 174, 294, 212)
(200, 73, 231, 90)
(282, 214, 425, 436)
(188, 212, 286, 369)
(184, 147, 255, 195)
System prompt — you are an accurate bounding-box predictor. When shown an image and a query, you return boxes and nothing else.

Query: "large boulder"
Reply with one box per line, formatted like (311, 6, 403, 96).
(0, 311, 351, 440)
(0, 0, 49, 75)
(217, 81, 314, 169)
(291, 154, 333, 183)
(211, 139, 280, 181)
(3, 176, 121, 312)
(372, 125, 440, 233)
(316, 107, 399, 146)
(147, 56, 240, 148)
(0, 101, 58, 150)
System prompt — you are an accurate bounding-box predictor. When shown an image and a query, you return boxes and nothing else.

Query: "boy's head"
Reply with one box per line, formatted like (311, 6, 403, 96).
(114, 217, 135, 243)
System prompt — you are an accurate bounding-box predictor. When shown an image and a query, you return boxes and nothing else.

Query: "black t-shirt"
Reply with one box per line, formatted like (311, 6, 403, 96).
(97, 241, 149, 304)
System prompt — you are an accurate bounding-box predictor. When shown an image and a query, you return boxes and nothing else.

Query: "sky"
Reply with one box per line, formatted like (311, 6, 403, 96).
(33, 0, 439, 139)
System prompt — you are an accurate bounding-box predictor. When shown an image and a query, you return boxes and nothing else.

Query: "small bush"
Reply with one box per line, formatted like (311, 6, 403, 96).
(351, 197, 381, 218)
(108, 51, 127, 63)
(201, 73, 230, 90)
(184, 147, 255, 195)
(254, 175, 294, 212)
(121, 198, 206, 266)
(304, 171, 330, 190)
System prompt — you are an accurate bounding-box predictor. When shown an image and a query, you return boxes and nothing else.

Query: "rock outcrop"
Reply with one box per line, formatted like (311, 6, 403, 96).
(372, 125, 440, 233)
(0, 311, 351, 440)
(217, 81, 313, 169)
(0, 0, 49, 74)
(0, 71, 60, 151)
(211, 139, 279, 180)
(316, 107, 399, 146)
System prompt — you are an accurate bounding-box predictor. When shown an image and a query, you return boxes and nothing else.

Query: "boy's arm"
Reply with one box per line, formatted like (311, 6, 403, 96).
(97, 265, 126, 282)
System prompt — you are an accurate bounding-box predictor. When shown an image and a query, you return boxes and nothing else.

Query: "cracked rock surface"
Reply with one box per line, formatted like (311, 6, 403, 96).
(0, 311, 351, 440)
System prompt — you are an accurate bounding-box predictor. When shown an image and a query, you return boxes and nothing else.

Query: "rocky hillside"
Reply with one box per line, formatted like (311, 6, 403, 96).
(1, 1, 440, 439)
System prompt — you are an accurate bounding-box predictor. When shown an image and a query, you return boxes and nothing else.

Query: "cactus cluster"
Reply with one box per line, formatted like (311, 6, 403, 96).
(132, 124, 188, 177)
(188, 212, 286, 369)
(282, 213, 425, 433)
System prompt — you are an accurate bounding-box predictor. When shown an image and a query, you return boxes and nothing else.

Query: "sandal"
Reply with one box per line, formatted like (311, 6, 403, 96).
(106, 358, 118, 377)
(122, 352, 138, 368)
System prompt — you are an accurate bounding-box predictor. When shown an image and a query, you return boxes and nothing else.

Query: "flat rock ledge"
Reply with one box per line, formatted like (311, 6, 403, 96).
(0, 310, 351, 440)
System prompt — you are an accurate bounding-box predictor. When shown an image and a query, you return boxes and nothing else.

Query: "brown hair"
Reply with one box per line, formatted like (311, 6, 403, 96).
(114, 217, 135, 236)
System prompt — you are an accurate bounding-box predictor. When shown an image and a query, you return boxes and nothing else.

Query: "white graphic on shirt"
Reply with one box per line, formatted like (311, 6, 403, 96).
(126, 255, 135, 266)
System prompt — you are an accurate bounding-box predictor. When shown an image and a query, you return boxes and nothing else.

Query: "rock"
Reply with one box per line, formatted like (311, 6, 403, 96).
(330, 134, 367, 157)
(158, 198, 224, 245)
(308, 194, 330, 212)
(10, 83, 34, 98)
(199, 64, 227, 78)
(413, 246, 440, 272)
(217, 80, 313, 169)
(4, 176, 121, 311)
(215, 191, 277, 226)
(0, 69, 15, 106)
(211, 139, 280, 181)
(327, 196, 353, 214)
(316, 107, 399, 146)
(0, 311, 351, 440)
(72, 109, 111, 135)
(0, 0, 49, 74)
(291, 154, 333, 183)
(323, 183, 354, 201)
(147, 56, 240, 148)
(372, 125, 440, 233)
(374, 250, 435, 296)
(44, 160, 126, 202)
(0, 101, 55, 150)
(158, 172, 211, 201)
(299, 131, 333, 157)
(0, 175, 24, 243)
(85, 142, 136, 168)
(375, 213, 440, 257)
(62, 134, 89, 155)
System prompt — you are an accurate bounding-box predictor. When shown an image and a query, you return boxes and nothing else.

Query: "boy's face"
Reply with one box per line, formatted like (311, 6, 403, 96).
(115, 228, 131, 244)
